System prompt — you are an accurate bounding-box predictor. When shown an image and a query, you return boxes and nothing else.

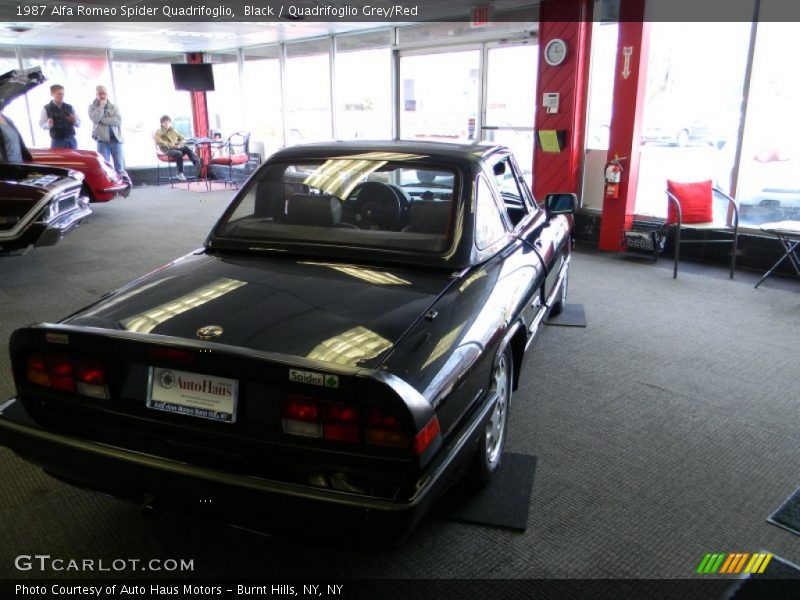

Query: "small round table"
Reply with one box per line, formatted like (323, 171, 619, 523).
(754, 220, 800, 289)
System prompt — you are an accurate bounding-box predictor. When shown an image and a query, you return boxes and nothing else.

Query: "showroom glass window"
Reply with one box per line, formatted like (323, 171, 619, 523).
(285, 38, 332, 144)
(736, 21, 800, 227)
(634, 22, 750, 218)
(334, 30, 392, 140)
(110, 51, 193, 168)
(207, 51, 244, 138)
(399, 48, 481, 143)
(19, 47, 111, 150)
(242, 45, 283, 159)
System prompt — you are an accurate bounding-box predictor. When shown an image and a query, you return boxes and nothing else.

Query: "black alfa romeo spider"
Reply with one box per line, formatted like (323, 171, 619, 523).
(0, 141, 575, 544)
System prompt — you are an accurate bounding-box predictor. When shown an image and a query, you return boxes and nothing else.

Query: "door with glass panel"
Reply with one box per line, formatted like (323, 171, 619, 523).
(482, 41, 538, 180)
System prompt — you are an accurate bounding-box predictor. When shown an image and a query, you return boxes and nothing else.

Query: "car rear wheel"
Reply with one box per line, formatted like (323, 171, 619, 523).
(467, 346, 512, 486)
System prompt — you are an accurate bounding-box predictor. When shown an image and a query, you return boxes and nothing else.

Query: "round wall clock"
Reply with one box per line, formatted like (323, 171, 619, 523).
(544, 38, 568, 66)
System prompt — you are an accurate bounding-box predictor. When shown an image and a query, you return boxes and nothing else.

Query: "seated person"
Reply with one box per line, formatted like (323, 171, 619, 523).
(155, 115, 200, 181)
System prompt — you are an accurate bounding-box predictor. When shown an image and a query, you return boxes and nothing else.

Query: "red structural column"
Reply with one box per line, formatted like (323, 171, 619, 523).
(533, 0, 593, 199)
(186, 53, 209, 139)
(186, 52, 210, 175)
(597, 2, 650, 251)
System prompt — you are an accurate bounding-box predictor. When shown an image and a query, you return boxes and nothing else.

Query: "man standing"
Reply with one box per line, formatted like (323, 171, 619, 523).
(88, 85, 125, 172)
(154, 115, 199, 181)
(39, 84, 80, 149)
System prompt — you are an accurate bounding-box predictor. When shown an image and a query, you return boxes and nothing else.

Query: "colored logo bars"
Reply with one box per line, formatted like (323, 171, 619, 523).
(696, 552, 773, 575)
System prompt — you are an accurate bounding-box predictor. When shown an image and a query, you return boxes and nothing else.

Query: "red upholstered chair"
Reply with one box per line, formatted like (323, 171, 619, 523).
(665, 179, 739, 279)
(208, 132, 250, 188)
(155, 141, 193, 187)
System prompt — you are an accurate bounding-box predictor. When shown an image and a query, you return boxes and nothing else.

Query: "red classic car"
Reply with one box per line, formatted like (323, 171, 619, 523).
(28, 148, 130, 202)
(1, 67, 131, 202)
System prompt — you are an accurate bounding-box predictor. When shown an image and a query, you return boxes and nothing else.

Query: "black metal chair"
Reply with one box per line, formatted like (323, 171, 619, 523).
(208, 132, 250, 188)
(666, 185, 739, 279)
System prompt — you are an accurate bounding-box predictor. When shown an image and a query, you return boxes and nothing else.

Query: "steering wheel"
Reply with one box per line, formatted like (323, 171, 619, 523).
(343, 182, 408, 230)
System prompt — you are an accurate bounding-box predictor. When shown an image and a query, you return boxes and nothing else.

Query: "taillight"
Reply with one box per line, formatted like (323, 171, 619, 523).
(322, 401, 360, 443)
(414, 416, 440, 455)
(280, 394, 421, 453)
(282, 394, 322, 438)
(74, 358, 108, 399)
(44, 355, 75, 392)
(26, 354, 50, 387)
(25, 353, 108, 399)
(365, 406, 410, 449)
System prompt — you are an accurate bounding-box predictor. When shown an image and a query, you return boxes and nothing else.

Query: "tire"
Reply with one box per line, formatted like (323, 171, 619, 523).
(549, 259, 569, 317)
(467, 346, 513, 487)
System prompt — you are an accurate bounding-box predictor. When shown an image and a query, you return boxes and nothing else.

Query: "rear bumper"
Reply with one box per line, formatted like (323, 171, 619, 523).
(98, 178, 131, 199)
(0, 394, 486, 544)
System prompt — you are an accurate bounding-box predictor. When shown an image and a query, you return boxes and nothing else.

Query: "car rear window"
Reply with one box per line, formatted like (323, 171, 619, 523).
(213, 160, 458, 254)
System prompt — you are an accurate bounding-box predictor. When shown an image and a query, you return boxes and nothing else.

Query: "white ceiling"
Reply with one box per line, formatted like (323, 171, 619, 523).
(0, 1, 539, 53)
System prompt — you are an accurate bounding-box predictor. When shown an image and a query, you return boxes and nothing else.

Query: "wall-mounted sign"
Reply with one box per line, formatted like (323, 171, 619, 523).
(621, 46, 634, 79)
(471, 5, 491, 28)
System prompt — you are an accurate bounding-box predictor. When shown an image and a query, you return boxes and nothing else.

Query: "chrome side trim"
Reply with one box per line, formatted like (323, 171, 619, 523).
(0, 179, 81, 241)
(544, 253, 571, 309)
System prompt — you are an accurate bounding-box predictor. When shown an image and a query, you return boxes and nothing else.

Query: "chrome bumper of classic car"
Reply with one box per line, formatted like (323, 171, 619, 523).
(101, 178, 131, 198)
(0, 386, 495, 543)
(33, 195, 91, 247)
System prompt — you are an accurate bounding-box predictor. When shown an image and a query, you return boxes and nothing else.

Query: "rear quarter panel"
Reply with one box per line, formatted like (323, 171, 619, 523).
(379, 241, 544, 441)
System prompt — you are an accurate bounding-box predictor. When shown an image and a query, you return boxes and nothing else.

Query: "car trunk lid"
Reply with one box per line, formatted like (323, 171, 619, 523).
(64, 252, 456, 370)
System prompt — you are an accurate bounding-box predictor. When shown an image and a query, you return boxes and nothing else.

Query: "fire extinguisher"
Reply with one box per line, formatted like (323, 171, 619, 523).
(604, 155, 626, 199)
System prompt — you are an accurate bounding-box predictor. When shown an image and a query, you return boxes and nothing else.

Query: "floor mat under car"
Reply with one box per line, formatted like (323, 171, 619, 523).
(545, 303, 587, 327)
(768, 485, 800, 536)
(435, 452, 536, 531)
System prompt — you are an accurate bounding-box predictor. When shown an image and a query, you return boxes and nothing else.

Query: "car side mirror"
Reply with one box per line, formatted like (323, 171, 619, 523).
(544, 192, 577, 215)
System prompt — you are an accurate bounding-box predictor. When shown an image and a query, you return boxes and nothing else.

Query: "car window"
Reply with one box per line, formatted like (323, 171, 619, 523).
(475, 175, 508, 250)
(213, 160, 457, 255)
(492, 156, 531, 227)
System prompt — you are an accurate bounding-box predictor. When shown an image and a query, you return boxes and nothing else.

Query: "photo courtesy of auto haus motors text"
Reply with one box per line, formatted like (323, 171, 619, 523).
(13, 583, 344, 597)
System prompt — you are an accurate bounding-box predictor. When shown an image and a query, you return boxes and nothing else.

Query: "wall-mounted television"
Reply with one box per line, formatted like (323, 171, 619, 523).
(171, 63, 215, 92)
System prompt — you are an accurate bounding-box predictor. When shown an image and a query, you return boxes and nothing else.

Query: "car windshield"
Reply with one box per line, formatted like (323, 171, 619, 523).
(212, 159, 458, 254)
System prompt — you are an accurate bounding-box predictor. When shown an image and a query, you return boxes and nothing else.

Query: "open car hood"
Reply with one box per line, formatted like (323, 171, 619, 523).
(0, 67, 45, 108)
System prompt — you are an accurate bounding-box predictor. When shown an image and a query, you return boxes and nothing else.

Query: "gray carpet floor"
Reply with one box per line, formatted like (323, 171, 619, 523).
(0, 185, 798, 580)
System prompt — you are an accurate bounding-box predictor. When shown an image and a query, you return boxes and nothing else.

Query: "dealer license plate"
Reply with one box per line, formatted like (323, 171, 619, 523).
(147, 367, 238, 423)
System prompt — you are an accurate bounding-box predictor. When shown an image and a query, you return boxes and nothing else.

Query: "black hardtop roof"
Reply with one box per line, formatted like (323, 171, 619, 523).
(268, 140, 508, 166)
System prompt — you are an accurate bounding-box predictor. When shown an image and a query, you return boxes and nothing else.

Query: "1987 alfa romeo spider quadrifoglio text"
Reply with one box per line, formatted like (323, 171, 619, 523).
(0, 141, 576, 544)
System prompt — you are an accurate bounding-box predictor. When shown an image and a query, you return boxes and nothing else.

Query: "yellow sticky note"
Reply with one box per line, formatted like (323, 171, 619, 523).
(539, 130, 561, 153)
